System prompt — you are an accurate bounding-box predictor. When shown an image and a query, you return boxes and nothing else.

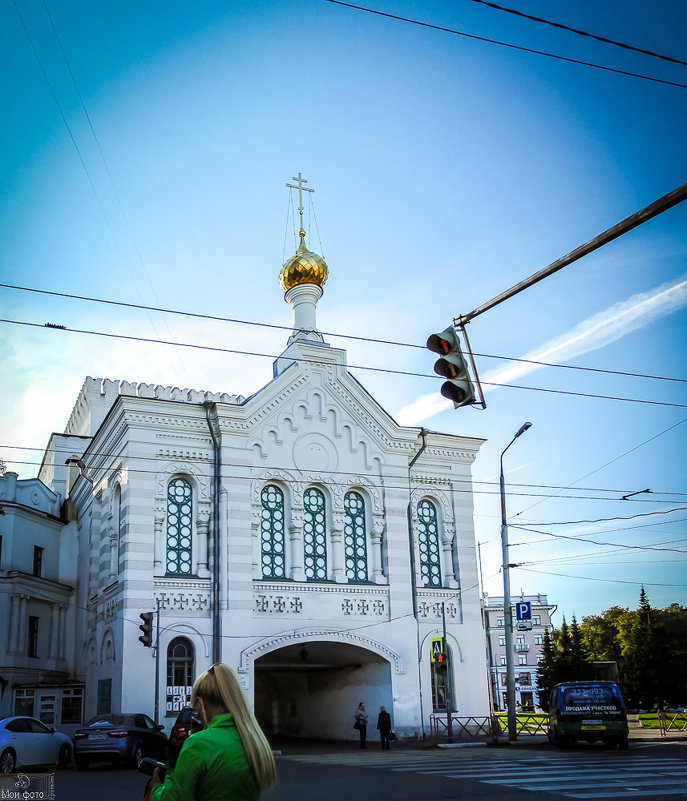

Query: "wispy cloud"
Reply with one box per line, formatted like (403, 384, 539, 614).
(395, 275, 687, 426)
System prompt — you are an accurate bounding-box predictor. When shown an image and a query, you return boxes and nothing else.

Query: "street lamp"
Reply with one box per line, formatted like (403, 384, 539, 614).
(500, 422, 532, 741)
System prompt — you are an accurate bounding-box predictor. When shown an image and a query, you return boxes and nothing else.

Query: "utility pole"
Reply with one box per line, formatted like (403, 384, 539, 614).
(500, 422, 532, 742)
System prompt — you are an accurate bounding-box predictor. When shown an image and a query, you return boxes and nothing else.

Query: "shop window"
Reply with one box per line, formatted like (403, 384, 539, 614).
(417, 499, 441, 587)
(260, 485, 286, 579)
(303, 488, 327, 581)
(61, 688, 84, 724)
(344, 491, 368, 582)
(14, 689, 34, 717)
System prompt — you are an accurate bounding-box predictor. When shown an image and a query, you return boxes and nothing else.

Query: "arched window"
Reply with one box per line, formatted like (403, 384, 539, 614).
(303, 487, 327, 581)
(431, 645, 453, 711)
(260, 485, 286, 579)
(166, 478, 193, 575)
(167, 637, 194, 711)
(417, 499, 441, 587)
(344, 491, 368, 582)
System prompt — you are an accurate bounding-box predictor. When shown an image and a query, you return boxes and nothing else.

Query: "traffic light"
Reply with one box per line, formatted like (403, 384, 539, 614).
(138, 612, 153, 647)
(426, 326, 476, 408)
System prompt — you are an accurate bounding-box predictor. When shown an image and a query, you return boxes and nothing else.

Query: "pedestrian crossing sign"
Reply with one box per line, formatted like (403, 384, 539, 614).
(430, 637, 445, 663)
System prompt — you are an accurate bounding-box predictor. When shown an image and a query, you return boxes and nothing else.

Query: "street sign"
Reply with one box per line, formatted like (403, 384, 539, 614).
(430, 637, 445, 663)
(515, 601, 532, 621)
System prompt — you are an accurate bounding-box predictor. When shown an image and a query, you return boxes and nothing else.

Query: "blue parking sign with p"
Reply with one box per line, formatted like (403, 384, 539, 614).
(516, 601, 532, 621)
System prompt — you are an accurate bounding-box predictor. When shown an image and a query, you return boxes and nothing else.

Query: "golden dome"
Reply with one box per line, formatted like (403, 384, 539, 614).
(279, 232, 328, 292)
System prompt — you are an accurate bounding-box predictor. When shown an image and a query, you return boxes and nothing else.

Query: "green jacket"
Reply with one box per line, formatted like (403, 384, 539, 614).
(150, 713, 259, 801)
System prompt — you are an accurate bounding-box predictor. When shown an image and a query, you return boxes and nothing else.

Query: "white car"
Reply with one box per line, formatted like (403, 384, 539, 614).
(0, 716, 72, 773)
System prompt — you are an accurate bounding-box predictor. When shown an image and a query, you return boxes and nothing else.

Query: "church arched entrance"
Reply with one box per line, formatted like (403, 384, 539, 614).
(254, 641, 392, 740)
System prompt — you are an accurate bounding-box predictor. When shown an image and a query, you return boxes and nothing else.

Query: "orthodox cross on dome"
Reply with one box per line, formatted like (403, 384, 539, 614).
(286, 172, 314, 237)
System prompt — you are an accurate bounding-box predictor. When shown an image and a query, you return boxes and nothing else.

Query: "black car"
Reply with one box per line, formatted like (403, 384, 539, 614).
(73, 713, 167, 770)
(168, 707, 203, 767)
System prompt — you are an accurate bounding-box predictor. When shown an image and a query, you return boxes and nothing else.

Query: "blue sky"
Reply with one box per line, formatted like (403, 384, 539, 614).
(1, 0, 686, 623)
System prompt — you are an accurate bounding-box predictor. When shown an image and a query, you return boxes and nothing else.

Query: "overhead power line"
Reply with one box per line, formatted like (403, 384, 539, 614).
(4, 443, 686, 501)
(519, 566, 686, 588)
(515, 507, 687, 527)
(2, 316, 686, 410)
(3, 455, 682, 506)
(1, 283, 686, 386)
(465, 0, 687, 67)
(510, 523, 687, 553)
(325, 1, 687, 90)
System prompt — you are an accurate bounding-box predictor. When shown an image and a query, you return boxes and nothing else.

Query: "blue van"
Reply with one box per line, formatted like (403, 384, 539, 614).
(548, 681, 629, 749)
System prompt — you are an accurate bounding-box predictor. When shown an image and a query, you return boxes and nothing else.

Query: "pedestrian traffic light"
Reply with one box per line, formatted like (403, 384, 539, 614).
(426, 326, 476, 408)
(138, 612, 153, 647)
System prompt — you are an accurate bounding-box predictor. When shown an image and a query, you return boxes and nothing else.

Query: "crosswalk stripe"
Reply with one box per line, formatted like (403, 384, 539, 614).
(280, 751, 687, 798)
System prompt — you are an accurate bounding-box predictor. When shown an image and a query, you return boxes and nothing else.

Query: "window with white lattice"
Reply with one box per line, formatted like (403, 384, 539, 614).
(344, 491, 368, 582)
(303, 487, 327, 581)
(166, 478, 193, 575)
(260, 485, 286, 579)
(417, 499, 441, 587)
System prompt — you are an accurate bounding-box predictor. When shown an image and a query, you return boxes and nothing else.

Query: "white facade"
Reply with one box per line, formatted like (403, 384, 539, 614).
(0, 470, 83, 732)
(483, 593, 557, 712)
(8, 229, 491, 739)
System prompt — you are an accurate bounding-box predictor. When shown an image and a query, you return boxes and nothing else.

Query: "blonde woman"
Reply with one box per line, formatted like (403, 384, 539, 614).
(150, 663, 276, 800)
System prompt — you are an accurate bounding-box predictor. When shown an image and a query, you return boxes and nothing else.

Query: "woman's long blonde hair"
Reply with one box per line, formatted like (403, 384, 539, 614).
(191, 663, 276, 790)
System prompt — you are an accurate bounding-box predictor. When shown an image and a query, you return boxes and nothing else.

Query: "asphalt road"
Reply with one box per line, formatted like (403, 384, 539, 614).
(25, 740, 687, 801)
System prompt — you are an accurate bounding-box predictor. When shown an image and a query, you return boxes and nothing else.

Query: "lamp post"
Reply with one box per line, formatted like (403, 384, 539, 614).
(500, 422, 532, 742)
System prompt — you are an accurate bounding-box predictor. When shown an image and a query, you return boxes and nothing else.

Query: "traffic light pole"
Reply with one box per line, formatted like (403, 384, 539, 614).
(154, 600, 160, 725)
(441, 602, 453, 743)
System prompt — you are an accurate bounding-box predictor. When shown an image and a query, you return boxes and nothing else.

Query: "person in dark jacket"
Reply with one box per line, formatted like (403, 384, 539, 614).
(376, 706, 392, 750)
(354, 702, 368, 749)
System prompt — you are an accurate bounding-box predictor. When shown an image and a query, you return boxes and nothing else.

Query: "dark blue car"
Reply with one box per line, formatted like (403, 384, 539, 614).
(73, 713, 167, 770)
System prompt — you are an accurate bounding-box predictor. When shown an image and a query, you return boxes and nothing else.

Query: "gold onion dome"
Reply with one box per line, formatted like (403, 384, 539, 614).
(279, 231, 328, 292)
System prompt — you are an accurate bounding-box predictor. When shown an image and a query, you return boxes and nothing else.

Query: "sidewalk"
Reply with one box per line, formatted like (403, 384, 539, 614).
(270, 721, 687, 755)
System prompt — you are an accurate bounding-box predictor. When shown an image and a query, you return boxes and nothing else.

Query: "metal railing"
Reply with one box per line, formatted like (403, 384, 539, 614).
(496, 713, 549, 736)
(658, 711, 687, 735)
(428, 712, 549, 740)
(429, 714, 498, 740)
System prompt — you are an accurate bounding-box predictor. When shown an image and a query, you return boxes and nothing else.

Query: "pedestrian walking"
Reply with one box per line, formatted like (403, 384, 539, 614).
(149, 663, 276, 800)
(376, 706, 392, 750)
(354, 702, 368, 749)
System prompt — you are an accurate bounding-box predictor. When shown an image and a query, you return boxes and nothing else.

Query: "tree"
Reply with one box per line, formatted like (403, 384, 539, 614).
(569, 615, 591, 681)
(580, 606, 627, 663)
(536, 628, 556, 711)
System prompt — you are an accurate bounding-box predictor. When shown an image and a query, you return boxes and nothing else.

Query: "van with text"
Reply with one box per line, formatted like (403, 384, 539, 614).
(548, 681, 629, 749)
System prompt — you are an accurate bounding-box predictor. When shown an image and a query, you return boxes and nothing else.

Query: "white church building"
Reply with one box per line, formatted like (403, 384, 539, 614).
(2, 197, 490, 739)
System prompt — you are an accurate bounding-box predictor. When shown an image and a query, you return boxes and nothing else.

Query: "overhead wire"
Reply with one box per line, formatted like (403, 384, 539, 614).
(2, 317, 686, 410)
(4, 455, 681, 505)
(513, 417, 687, 518)
(4, 442, 686, 501)
(325, 1, 687, 90)
(11, 0, 191, 385)
(509, 523, 687, 553)
(518, 566, 687, 588)
(464, 0, 687, 67)
(2, 282, 685, 385)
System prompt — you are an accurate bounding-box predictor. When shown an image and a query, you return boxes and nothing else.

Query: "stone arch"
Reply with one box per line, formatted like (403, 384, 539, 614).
(419, 629, 464, 664)
(160, 622, 210, 658)
(239, 629, 405, 675)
